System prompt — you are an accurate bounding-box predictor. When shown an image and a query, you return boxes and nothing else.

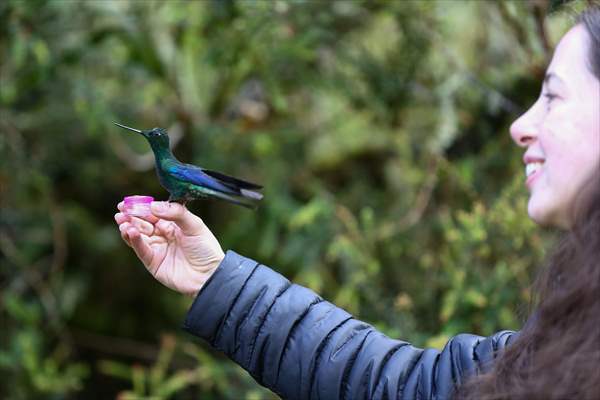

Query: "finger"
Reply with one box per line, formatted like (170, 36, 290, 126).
(130, 216, 155, 236)
(150, 202, 206, 236)
(115, 212, 130, 225)
(133, 213, 160, 224)
(117, 201, 125, 212)
(119, 223, 133, 247)
(127, 228, 154, 267)
(155, 219, 177, 239)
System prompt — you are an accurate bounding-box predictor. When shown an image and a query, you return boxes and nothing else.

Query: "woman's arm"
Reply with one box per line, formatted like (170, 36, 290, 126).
(184, 250, 517, 400)
(114, 202, 516, 399)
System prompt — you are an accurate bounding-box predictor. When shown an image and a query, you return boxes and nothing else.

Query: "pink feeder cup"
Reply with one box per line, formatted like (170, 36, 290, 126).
(123, 195, 154, 218)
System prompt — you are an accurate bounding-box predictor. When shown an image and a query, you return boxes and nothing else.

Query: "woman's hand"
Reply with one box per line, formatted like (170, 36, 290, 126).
(114, 201, 225, 297)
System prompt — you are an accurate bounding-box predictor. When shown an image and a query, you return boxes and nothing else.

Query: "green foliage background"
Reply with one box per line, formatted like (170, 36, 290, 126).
(0, 0, 586, 398)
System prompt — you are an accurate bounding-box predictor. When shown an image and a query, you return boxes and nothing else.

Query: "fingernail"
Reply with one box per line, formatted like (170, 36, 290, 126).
(151, 201, 168, 213)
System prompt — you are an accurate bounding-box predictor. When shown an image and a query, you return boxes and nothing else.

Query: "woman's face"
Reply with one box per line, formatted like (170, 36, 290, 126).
(510, 24, 600, 229)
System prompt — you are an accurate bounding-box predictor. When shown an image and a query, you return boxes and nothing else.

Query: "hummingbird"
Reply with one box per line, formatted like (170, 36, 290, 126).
(115, 122, 263, 209)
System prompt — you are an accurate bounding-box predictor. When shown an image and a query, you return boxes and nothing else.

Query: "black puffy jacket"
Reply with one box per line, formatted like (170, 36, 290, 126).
(183, 251, 518, 400)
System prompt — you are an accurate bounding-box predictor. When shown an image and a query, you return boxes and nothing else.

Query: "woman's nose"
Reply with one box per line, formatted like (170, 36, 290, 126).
(510, 106, 539, 147)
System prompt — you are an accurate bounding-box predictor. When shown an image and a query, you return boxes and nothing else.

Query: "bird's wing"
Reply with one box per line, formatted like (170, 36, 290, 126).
(200, 168, 263, 190)
(167, 164, 240, 195)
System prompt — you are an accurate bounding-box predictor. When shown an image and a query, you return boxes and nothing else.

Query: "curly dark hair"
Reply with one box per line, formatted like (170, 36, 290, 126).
(455, 5, 600, 400)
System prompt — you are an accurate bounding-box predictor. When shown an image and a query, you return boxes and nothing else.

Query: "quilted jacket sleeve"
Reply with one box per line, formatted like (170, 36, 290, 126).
(183, 251, 518, 400)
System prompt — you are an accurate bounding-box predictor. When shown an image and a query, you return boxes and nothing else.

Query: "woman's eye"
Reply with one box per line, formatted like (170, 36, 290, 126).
(544, 93, 558, 103)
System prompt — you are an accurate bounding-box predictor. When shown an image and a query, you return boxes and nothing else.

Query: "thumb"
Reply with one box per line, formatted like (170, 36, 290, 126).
(150, 201, 206, 236)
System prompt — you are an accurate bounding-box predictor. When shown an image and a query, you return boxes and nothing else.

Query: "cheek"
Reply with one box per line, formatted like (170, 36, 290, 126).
(548, 103, 599, 173)
(541, 113, 600, 221)
(571, 106, 600, 174)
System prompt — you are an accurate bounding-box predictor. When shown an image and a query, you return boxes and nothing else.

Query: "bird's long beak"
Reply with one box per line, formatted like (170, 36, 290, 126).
(114, 122, 146, 136)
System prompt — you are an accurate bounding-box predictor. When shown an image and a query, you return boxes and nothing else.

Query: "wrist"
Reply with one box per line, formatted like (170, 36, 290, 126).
(189, 253, 225, 298)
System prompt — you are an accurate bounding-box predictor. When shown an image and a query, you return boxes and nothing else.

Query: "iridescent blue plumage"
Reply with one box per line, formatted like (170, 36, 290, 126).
(115, 123, 263, 209)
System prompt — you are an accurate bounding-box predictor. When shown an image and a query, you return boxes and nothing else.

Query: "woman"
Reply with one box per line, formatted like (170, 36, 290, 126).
(114, 6, 600, 399)
(456, 7, 600, 399)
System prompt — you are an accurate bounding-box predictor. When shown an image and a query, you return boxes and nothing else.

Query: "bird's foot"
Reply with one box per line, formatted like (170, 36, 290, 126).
(168, 195, 188, 207)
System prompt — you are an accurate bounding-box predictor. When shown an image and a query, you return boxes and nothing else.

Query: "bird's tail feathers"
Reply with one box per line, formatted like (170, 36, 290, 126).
(201, 187, 259, 209)
(240, 188, 263, 201)
(202, 168, 263, 190)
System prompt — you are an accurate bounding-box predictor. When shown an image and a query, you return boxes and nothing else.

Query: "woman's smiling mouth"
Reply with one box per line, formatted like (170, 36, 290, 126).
(526, 164, 544, 188)
(524, 155, 545, 189)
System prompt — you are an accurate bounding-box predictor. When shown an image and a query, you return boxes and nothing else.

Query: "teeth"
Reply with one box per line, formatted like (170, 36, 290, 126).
(526, 162, 544, 177)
